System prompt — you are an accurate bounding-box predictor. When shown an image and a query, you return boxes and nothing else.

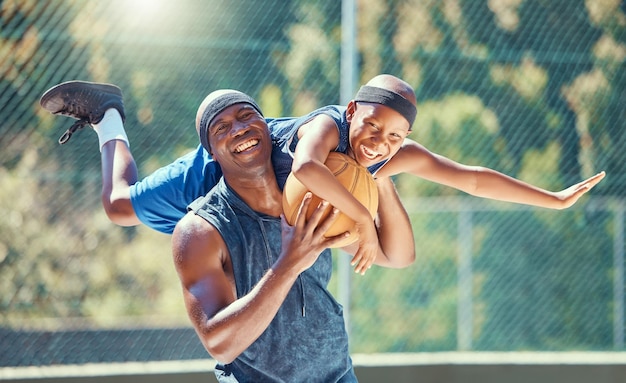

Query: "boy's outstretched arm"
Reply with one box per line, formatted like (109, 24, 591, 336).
(377, 139, 605, 209)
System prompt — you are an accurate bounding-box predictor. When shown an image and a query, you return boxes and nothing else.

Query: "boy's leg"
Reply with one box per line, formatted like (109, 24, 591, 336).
(40, 81, 140, 226)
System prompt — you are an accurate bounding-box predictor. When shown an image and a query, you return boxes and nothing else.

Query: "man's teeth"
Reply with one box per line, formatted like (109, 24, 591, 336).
(235, 139, 259, 153)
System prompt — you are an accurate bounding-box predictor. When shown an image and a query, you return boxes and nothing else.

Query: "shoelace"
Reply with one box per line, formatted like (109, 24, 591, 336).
(57, 101, 94, 144)
(58, 119, 89, 144)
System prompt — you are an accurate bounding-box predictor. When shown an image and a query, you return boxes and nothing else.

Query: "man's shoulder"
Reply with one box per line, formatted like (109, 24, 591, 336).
(174, 212, 217, 240)
(172, 212, 226, 260)
(171, 212, 232, 286)
(180, 187, 231, 241)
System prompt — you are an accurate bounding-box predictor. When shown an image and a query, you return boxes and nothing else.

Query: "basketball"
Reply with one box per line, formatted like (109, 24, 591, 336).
(282, 152, 379, 248)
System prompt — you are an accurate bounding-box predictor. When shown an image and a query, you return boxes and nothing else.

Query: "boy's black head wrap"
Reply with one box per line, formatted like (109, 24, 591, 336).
(197, 90, 263, 152)
(354, 85, 417, 127)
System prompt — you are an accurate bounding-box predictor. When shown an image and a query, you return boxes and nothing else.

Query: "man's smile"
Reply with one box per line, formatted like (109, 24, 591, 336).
(234, 138, 260, 153)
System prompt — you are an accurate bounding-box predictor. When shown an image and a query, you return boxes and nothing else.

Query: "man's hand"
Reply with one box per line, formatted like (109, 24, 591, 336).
(280, 193, 348, 274)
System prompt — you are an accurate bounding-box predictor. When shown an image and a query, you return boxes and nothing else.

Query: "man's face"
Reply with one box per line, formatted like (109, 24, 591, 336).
(346, 101, 411, 168)
(207, 103, 272, 174)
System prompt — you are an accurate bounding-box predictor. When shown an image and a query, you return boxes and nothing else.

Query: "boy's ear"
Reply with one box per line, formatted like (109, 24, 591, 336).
(346, 100, 357, 122)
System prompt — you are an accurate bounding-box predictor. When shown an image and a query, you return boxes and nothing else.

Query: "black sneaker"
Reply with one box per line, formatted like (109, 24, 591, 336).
(40, 81, 126, 144)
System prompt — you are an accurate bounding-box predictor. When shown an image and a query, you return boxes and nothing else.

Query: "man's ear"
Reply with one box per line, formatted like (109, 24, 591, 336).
(346, 100, 357, 122)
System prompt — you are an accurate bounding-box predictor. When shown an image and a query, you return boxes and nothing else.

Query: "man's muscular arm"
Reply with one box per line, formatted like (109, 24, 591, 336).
(172, 195, 346, 363)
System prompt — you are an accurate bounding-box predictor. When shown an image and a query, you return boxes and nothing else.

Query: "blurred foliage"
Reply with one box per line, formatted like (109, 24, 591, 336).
(0, 0, 624, 354)
(0, 146, 185, 328)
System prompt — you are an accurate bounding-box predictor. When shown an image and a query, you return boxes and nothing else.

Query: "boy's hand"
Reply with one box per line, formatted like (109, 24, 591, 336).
(554, 171, 605, 209)
(351, 219, 379, 275)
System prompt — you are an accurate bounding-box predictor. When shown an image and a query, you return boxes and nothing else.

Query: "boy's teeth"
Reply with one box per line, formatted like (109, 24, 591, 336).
(362, 145, 378, 159)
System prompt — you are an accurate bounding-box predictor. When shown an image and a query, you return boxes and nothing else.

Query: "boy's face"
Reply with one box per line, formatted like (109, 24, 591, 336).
(346, 101, 411, 168)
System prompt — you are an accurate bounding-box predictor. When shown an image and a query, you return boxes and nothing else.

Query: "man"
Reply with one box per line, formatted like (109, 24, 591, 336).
(169, 89, 355, 381)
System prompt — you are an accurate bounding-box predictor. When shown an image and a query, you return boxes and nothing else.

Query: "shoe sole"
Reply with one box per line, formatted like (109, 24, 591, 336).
(40, 80, 123, 114)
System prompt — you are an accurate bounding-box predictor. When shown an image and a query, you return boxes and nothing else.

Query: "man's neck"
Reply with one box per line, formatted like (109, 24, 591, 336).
(224, 172, 283, 217)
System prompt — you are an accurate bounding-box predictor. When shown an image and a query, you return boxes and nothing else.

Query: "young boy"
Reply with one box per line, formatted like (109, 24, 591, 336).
(259, 74, 605, 272)
(40, 76, 605, 274)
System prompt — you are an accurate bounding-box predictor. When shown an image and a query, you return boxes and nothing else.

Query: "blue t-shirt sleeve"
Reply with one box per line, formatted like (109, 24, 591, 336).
(129, 145, 222, 234)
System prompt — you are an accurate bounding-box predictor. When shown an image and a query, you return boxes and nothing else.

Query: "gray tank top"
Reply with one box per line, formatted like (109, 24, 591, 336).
(189, 179, 356, 383)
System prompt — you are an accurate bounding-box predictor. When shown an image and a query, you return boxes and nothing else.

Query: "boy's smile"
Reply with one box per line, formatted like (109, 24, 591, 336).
(348, 102, 411, 167)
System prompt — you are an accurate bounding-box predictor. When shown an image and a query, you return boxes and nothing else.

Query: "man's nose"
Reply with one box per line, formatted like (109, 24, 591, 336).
(231, 120, 249, 137)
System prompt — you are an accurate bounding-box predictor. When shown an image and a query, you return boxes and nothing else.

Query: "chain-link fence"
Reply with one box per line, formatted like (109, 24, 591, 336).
(1, 0, 625, 366)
